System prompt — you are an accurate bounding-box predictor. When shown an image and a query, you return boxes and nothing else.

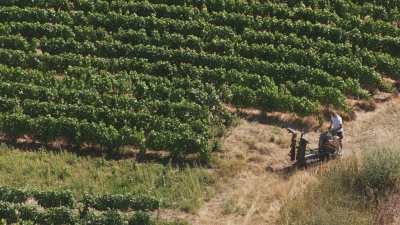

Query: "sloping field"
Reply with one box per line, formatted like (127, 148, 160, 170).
(160, 97, 400, 225)
(1, 0, 400, 224)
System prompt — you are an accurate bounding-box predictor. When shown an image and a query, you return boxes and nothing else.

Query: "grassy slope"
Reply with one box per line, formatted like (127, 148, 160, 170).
(0, 146, 214, 212)
(0, 99, 398, 225)
(0, 104, 390, 225)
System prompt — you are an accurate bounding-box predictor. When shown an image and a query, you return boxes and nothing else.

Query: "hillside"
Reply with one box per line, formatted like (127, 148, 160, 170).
(160, 97, 400, 225)
(0, 0, 400, 159)
(0, 0, 400, 224)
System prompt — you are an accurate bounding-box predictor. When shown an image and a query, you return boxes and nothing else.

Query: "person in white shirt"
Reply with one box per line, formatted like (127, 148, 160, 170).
(329, 111, 344, 140)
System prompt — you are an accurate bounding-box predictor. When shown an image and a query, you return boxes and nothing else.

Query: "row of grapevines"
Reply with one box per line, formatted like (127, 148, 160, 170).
(0, 113, 148, 151)
(0, 65, 219, 111)
(2, 14, 398, 71)
(73, 1, 399, 38)
(0, 33, 333, 98)
(0, 96, 208, 131)
(302, 1, 400, 21)
(3, 20, 399, 83)
(0, 67, 216, 158)
(0, 49, 348, 113)
(2, 0, 397, 24)
(36, 35, 380, 89)
(0, 203, 76, 225)
(0, 80, 208, 122)
(242, 29, 400, 79)
(15, 65, 330, 118)
(290, 0, 400, 12)
(0, 49, 350, 113)
(26, 39, 357, 91)
(6, 0, 398, 41)
(82, 193, 159, 211)
(0, 0, 340, 25)
(0, 187, 74, 208)
(0, 6, 73, 25)
(0, 186, 160, 212)
(137, 0, 400, 22)
(0, 79, 213, 156)
(78, 2, 400, 40)
(75, 11, 400, 57)
(0, 64, 318, 120)
(3, 5, 399, 56)
(0, 9, 236, 40)
(1, 19, 395, 88)
(0, 203, 161, 225)
(353, 3, 400, 21)
(0, 35, 31, 51)
(3, 20, 399, 82)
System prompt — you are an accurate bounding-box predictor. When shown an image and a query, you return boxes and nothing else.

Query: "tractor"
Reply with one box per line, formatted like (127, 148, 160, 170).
(287, 128, 342, 167)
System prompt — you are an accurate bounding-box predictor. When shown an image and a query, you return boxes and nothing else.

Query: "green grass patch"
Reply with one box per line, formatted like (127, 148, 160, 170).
(0, 144, 215, 212)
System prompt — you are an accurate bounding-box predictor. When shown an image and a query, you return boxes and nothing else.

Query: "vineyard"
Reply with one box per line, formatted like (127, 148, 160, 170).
(1, 0, 400, 224)
(0, 0, 400, 169)
(0, 186, 164, 224)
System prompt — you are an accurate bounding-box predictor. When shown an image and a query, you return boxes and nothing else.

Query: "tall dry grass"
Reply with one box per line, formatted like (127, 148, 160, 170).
(279, 145, 400, 225)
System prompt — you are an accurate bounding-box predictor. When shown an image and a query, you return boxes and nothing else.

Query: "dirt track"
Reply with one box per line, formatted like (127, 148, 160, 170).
(163, 98, 400, 225)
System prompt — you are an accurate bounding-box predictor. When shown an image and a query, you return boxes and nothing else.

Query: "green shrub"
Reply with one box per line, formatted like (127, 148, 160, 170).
(32, 190, 75, 208)
(322, 147, 400, 199)
(81, 210, 124, 225)
(101, 210, 124, 225)
(45, 207, 77, 225)
(82, 193, 159, 211)
(19, 205, 45, 224)
(360, 147, 400, 197)
(0, 187, 28, 203)
(80, 211, 102, 225)
(0, 202, 17, 224)
(129, 211, 155, 225)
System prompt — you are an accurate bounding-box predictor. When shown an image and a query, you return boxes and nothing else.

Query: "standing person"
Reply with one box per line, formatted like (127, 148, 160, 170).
(319, 111, 344, 158)
(329, 111, 344, 141)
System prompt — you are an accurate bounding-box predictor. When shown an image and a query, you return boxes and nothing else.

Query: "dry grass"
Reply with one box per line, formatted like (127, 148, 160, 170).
(159, 119, 316, 225)
(156, 98, 400, 225)
(279, 98, 400, 225)
(376, 194, 400, 225)
(279, 145, 400, 225)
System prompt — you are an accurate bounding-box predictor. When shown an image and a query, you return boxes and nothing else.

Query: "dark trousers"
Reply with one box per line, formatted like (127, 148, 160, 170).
(337, 132, 343, 140)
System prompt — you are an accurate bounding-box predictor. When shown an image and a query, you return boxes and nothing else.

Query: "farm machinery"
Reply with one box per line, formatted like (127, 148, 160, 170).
(287, 128, 342, 167)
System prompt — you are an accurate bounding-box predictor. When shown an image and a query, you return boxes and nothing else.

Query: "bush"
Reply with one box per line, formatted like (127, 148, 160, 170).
(323, 147, 400, 199)
(82, 193, 159, 211)
(19, 205, 45, 224)
(32, 190, 75, 208)
(360, 147, 400, 197)
(101, 210, 124, 225)
(0, 186, 28, 203)
(0, 202, 17, 224)
(129, 211, 154, 225)
(46, 207, 77, 225)
(81, 210, 124, 225)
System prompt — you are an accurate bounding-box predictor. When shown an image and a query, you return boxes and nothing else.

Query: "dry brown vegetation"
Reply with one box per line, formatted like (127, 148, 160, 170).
(159, 97, 400, 225)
